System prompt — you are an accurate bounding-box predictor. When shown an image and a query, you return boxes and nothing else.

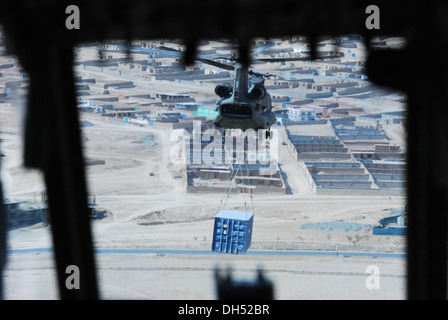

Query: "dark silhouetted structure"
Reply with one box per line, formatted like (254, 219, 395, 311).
(1, 0, 447, 299)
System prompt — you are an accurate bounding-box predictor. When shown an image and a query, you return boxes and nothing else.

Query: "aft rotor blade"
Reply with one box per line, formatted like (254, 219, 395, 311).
(159, 45, 235, 68)
(257, 54, 341, 62)
(117, 45, 183, 57)
(275, 73, 361, 82)
(160, 45, 236, 70)
(157, 45, 228, 61)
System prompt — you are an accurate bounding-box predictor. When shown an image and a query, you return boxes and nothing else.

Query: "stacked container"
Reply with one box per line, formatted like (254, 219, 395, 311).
(212, 210, 254, 254)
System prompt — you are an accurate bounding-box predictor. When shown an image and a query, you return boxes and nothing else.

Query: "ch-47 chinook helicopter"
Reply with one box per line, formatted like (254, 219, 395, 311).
(200, 49, 338, 138)
(118, 41, 338, 138)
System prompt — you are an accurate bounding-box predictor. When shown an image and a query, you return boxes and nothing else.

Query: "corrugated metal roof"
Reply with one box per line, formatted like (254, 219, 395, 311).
(216, 210, 253, 220)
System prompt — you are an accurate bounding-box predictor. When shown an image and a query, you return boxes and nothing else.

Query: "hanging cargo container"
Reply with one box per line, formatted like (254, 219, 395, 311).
(212, 210, 254, 254)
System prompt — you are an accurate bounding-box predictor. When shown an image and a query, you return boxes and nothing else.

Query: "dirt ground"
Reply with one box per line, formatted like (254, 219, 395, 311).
(1, 104, 406, 300)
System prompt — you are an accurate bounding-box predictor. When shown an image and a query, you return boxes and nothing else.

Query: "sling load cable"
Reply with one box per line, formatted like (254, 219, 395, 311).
(217, 150, 245, 212)
(237, 142, 255, 219)
(217, 150, 244, 211)
(241, 154, 248, 214)
(235, 149, 252, 221)
(246, 157, 254, 213)
(240, 152, 255, 221)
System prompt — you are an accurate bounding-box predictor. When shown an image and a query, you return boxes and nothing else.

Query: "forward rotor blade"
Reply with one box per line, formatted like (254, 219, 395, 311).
(158, 45, 181, 52)
(195, 57, 235, 71)
(251, 42, 275, 56)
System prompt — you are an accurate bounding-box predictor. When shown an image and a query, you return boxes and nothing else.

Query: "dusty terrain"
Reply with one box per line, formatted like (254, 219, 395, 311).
(1, 105, 406, 300)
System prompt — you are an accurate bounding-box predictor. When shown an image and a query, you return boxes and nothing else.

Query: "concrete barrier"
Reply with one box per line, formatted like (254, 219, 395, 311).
(186, 185, 286, 194)
(297, 153, 352, 160)
(316, 181, 373, 189)
(305, 162, 361, 168)
(290, 139, 340, 145)
(375, 181, 406, 188)
(312, 174, 370, 181)
(338, 134, 387, 141)
(372, 173, 405, 181)
(295, 145, 347, 153)
(364, 167, 406, 174)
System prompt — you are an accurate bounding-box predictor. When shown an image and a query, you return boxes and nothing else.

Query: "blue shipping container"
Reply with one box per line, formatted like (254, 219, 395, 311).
(212, 210, 254, 254)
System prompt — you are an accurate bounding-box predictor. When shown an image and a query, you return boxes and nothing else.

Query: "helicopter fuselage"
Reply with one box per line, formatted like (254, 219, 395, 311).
(213, 64, 276, 131)
(214, 92, 276, 131)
